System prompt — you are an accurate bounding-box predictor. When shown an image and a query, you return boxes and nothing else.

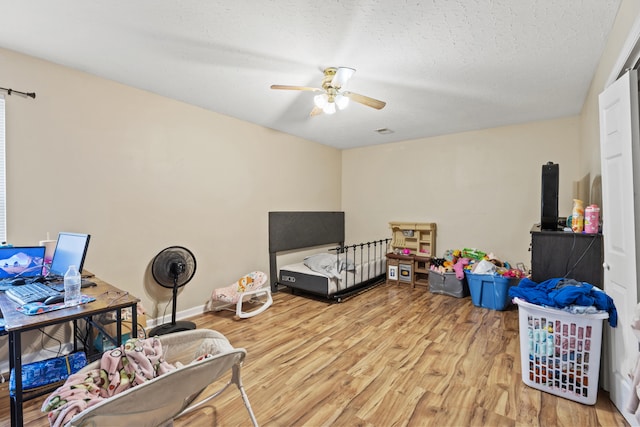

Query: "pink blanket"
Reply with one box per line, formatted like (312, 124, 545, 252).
(41, 337, 176, 427)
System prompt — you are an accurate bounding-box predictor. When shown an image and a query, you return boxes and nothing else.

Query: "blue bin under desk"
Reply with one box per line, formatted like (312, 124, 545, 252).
(9, 352, 87, 395)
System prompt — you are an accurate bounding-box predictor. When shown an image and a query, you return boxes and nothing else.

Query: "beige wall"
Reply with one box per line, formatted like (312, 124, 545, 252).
(342, 117, 580, 266)
(1, 47, 342, 321)
(579, 0, 640, 199)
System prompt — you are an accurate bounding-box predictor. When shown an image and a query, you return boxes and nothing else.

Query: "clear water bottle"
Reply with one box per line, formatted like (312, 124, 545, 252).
(64, 265, 82, 306)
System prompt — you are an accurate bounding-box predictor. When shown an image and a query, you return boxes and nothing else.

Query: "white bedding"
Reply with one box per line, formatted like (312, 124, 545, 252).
(280, 255, 386, 295)
(303, 253, 355, 279)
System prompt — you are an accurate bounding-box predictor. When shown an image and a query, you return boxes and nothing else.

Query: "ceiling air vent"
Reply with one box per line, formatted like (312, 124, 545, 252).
(374, 128, 394, 135)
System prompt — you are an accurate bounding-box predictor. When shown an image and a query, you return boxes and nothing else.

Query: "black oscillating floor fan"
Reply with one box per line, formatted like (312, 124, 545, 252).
(148, 246, 197, 337)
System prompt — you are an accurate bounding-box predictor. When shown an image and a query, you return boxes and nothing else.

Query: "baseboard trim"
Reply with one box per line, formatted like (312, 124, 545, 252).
(144, 304, 206, 330)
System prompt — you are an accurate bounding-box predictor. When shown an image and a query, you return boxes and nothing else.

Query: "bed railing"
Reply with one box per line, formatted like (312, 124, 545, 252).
(329, 238, 390, 289)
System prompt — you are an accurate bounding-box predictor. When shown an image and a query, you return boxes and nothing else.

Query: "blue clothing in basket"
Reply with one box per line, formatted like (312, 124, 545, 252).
(509, 277, 617, 327)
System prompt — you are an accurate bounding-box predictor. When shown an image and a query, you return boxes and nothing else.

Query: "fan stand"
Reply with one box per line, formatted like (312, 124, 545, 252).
(149, 262, 196, 337)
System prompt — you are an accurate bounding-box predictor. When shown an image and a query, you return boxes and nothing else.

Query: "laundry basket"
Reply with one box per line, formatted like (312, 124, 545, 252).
(514, 297, 609, 405)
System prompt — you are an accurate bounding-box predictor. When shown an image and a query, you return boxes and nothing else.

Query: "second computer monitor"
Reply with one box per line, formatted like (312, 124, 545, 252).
(49, 232, 91, 277)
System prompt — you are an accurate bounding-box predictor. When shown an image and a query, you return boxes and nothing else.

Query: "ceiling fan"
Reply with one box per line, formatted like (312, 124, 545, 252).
(270, 67, 386, 116)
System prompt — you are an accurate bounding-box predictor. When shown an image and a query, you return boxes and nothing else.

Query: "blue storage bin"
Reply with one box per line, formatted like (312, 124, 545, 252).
(465, 272, 520, 311)
(9, 352, 87, 395)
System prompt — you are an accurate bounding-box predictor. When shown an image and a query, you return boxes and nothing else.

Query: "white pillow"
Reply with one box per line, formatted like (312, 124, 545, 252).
(304, 253, 341, 279)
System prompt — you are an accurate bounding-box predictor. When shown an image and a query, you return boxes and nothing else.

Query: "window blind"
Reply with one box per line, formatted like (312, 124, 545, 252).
(0, 96, 6, 243)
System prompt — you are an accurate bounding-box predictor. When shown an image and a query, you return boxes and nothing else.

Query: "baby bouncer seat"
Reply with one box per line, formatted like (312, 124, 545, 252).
(207, 271, 272, 319)
(42, 329, 258, 427)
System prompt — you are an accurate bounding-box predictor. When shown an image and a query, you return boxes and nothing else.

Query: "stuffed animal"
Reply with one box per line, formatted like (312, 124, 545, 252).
(501, 268, 526, 279)
(453, 257, 470, 279)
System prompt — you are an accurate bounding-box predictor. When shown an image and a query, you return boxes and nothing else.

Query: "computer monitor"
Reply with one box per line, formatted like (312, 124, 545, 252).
(0, 246, 46, 279)
(48, 232, 91, 277)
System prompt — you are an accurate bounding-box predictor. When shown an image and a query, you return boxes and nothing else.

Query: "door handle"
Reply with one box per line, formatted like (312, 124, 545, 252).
(602, 262, 610, 270)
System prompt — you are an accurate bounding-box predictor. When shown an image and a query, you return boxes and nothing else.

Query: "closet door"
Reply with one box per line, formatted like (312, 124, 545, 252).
(598, 68, 640, 415)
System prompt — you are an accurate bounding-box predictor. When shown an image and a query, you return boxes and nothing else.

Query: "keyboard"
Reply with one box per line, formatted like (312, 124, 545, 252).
(47, 279, 96, 292)
(5, 283, 62, 305)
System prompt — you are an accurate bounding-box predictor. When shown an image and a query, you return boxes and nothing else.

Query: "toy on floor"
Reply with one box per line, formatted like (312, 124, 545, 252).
(206, 271, 272, 319)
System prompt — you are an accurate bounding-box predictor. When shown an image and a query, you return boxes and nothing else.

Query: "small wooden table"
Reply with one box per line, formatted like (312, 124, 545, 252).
(0, 275, 140, 427)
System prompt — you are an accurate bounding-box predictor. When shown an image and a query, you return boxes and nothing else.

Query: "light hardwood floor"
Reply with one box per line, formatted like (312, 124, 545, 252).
(11, 282, 630, 426)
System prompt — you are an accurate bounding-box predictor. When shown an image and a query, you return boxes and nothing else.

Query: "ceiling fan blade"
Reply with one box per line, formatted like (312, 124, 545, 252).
(331, 67, 356, 88)
(270, 84, 322, 92)
(309, 106, 324, 117)
(343, 91, 386, 110)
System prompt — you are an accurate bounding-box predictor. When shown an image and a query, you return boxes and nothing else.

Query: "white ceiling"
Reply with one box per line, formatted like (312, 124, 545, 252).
(0, 1, 622, 149)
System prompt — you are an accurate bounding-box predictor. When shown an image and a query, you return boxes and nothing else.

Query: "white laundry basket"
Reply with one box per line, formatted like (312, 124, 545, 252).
(514, 297, 609, 405)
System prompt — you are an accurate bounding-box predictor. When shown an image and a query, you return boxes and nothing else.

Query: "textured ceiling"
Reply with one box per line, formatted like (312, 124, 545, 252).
(0, 0, 622, 149)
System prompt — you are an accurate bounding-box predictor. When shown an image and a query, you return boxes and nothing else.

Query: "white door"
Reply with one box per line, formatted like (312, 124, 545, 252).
(599, 68, 640, 418)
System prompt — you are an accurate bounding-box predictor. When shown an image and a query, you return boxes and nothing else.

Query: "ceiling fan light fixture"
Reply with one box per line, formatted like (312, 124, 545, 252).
(314, 93, 328, 109)
(332, 67, 356, 88)
(271, 67, 386, 116)
(323, 101, 336, 114)
(335, 94, 349, 110)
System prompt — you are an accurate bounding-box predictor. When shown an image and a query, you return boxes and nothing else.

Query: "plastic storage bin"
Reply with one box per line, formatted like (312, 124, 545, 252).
(9, 352, 87, 395)
(428, 270, 469, 298)
(514, 297, 608, 405)
(94, 331, 132, 352)
(465, 272, 519, 310)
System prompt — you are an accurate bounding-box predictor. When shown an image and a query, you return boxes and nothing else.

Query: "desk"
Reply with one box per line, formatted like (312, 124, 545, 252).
(0, 276, 140, 427)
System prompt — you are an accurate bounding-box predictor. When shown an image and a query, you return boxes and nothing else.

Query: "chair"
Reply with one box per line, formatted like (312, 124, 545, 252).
(60, 329, 259, 426)
(206, 271, 272, 319)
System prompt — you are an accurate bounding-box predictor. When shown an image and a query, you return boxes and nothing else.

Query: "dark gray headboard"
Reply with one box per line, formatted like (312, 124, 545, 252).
(268, 211, 345, 291)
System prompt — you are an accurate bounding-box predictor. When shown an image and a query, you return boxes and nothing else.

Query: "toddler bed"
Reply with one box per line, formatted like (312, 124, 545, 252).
(268, 211, 389, 302)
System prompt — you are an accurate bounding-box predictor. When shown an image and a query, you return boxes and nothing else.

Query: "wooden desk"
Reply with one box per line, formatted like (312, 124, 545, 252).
(0, 276, 140, 427)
